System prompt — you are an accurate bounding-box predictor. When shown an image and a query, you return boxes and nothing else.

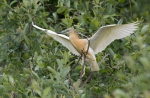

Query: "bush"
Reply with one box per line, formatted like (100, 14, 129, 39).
(0, 0, 149, 98)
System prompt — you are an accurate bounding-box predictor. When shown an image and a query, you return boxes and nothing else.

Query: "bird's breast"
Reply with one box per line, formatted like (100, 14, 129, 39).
(70, 39, 87, 54)
(70, 39, 95, 61)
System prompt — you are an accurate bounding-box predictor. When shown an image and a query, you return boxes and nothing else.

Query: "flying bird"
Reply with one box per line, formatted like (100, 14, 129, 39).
(32, 22, 138, 71)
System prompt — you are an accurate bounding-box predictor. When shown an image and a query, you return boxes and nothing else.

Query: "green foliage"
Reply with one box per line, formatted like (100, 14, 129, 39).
(0, 0, 150, 98)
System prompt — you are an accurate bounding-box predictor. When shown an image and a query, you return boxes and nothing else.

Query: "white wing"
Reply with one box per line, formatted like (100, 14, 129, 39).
(32, 22, 80, 55)
(90, 22, 139, 54)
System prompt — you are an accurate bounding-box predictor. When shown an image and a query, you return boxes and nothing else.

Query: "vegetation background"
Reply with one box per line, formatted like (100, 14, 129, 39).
(0, 0, 150, 98)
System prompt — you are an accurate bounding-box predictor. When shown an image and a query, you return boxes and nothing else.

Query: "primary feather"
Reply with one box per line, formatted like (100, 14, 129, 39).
(90, 22, 138, 54)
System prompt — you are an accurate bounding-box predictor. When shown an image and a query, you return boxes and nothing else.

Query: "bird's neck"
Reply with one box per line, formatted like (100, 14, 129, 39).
(69, 32, 79, 40)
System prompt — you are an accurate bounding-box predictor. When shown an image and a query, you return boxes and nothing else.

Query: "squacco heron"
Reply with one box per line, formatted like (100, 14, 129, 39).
(32, 22, 138, 71)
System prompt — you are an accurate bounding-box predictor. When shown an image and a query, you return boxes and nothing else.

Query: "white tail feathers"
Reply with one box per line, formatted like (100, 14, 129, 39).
(89, 60, 100, 71)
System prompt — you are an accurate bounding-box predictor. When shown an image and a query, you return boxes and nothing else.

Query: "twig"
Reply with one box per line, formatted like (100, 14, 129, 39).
(81, 72, 94, 88)
(98, 53, 109, 66)
(68, 73, 74, 90)
(129, 0, 132, 18)
(67, 50, 84, 89)
(10, 91, 15, 98)
(79, 53, 86, 79)
(108, 54, 111, 67)
(68, 52, 83, 74)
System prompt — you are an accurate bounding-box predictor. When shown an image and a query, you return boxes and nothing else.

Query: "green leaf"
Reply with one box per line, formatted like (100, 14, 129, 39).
(73, 79, 81, 93)
(53, 12, 58, 21)
(53, 84, 64, 89)
(57, 7, 66, 14)
(60, 64, 70, 78)
(8, 76, 15, 86)
(61, 18, 73, 27)
(103, 15, 110, 19)
(57, 89, 68, 95)
(62, 51, 69, 64)
(32, 71, 40, 79)
(36, 56, 45, 68)
(141, 24, 149, 35)
(22, 23, 30, 46)
(0, 85, 5, 95)
(32, 80, 42, 96)
(91, 18, 99, 28)
(107, 48, 115, 58)
(10, 0, 17, 6)
(65, 0, 70, 7)
(140, 57, 150, 69)
(74, 2, 78, 9)
(47, 66, 57, 75)
(118, 0, 125, 3)
(113, 89, 129, 97)
(42, 87, 52, 98)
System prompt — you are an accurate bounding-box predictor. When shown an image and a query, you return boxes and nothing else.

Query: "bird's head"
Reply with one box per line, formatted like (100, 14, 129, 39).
(58, 28, 78, 36)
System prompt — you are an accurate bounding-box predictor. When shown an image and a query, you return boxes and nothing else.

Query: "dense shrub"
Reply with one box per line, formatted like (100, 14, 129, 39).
(0, 0, 149, 98)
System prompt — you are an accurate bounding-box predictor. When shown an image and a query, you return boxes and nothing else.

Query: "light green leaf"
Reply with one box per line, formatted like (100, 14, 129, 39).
(61, 18, 73, 27)
(141, 24, 149, 35)
(8, 76, 14, 86)
(107, 48, 115, 58)
(74, 2, 78, 9)
(32, 80, 42, 96)
(53, 12, 58, 21)
(42, 87, 52, 98)
(22, 23, 30, 46)
(65, 0, 70, 7)
(32, 71, 39, 79)
(73, 79, 81, 93)
(10, 0, 17, 6)
(118, 0, 125, 3)
(140, 57, 150, 69)
(47, 66, 56, 75)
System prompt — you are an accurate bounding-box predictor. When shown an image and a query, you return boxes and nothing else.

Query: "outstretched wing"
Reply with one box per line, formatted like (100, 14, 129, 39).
(90, 22, 138, 54)
(32, 22, 79, 55)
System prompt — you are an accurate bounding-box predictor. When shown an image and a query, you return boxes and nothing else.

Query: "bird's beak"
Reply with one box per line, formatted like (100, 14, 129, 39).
(58, 29, 68, 34)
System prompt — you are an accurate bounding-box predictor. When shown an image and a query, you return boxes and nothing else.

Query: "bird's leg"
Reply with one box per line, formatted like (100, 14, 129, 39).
(84, 38, 95, 60)
(98, 53, 109, 66)
(85, 38, 90, 55)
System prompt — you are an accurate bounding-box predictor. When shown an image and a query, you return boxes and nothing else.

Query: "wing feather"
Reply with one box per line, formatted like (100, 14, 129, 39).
(90, 22, 138, 54)
(32, 22, 79, 55)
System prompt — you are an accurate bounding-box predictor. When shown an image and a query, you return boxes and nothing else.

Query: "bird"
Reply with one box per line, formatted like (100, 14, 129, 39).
(32, 22, 138, 72)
